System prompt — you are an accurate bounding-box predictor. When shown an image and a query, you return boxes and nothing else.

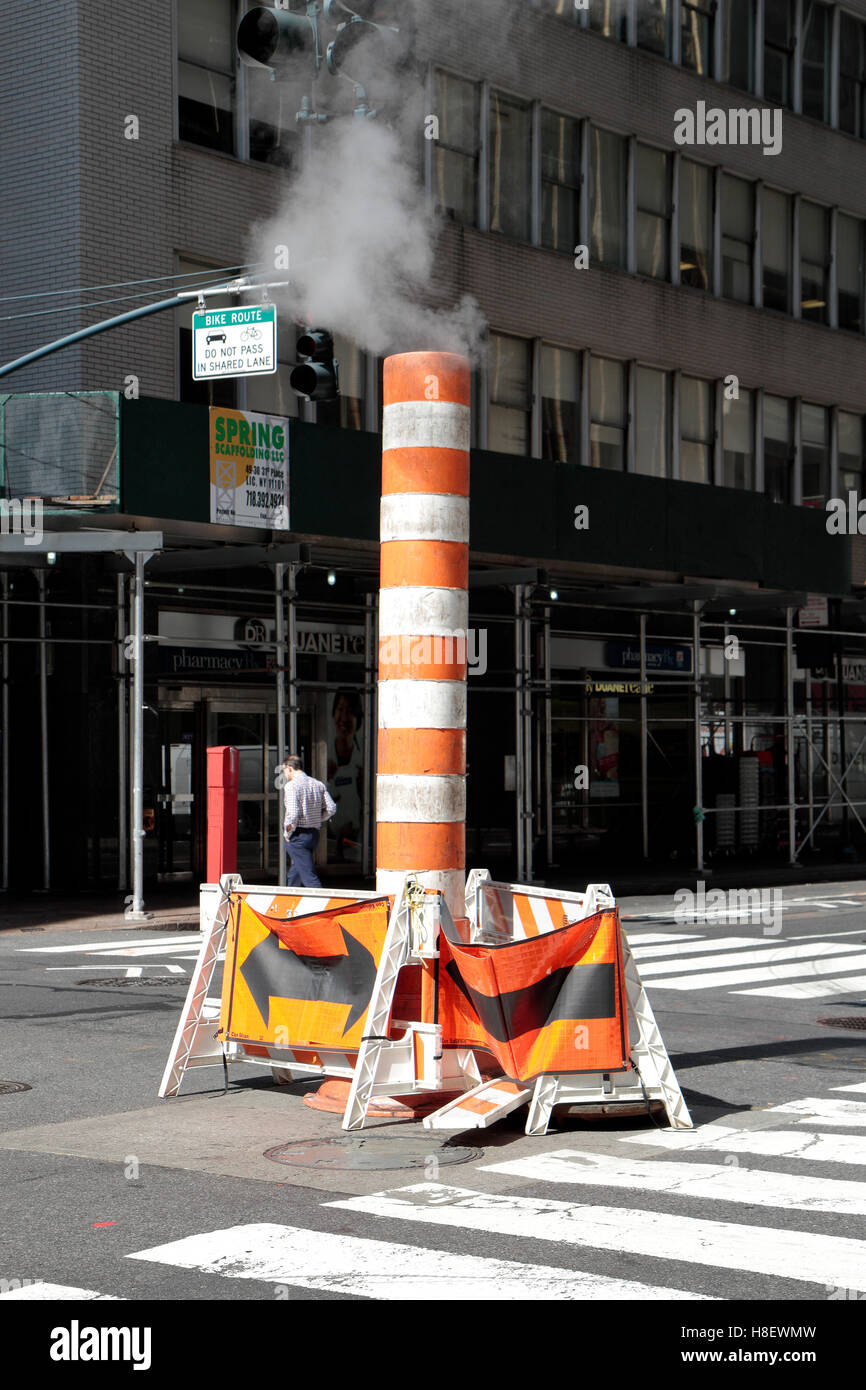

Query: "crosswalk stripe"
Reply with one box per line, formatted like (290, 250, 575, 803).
(0, 1283, 122, 1300)
(768, 1097, 866, 1127)
(622, 932, 704, 946)
(631, 935, 775, 961)
(127, 1223, 713, 1300)
(638, 940, 866, 977)
(22, 935, 199, 953)
(622, 1124, 866, 1165)
(832, 1081, 866, 1093)
(327, 1183, 866, 1292)
(733, 975, 866, 999)
(647, 953, 866, 991)
(478, 1148, 866, 1215)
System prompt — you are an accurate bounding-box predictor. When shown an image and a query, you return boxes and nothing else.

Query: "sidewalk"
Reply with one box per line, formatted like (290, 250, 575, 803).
(3, 858, 866, 934)
(0, 888, 201, 935)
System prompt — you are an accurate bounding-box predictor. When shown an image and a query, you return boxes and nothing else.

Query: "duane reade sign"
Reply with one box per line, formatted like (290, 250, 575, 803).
(192, 305, 277, 379)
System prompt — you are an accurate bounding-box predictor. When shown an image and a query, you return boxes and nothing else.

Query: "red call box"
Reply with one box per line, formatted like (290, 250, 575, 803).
(207, 745, 239, 883)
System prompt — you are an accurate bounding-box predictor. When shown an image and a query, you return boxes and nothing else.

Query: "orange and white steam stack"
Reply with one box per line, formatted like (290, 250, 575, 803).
(376, 352, 470, 924)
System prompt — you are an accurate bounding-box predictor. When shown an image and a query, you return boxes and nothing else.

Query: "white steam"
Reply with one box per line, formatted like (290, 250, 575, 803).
(250, 6, 487, 361)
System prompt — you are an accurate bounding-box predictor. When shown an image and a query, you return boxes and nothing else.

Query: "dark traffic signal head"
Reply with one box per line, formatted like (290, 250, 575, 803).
(237, 5, 319, 67)
(324, 1, 412, 77)
(290, 329, 340, 401)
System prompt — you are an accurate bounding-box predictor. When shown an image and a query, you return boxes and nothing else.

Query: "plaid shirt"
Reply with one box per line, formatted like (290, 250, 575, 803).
(284, 771, 337, 835)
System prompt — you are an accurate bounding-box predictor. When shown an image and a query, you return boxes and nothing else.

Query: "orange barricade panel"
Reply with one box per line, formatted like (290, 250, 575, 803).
(438, 908, 630, 1082)
(221, 896, 392, 1052)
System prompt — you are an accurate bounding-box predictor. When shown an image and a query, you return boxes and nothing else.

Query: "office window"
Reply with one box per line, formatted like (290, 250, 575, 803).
(681, 0, 714, 76)
(764, 0, 795, 107)
(722, 0, 756, 90)
(541, 110, 580, 253)
(316, 335, 365, 430)
(763, 394, 793, 503)
(542, 346, 580, 462)
(177, 0, 235, 154)
(636, 146, 671, 280)
(680, 377, 713, 484)
(801, 2, 832, 123)
(840, 15, 866, 138)
(488, 335, 531, 455)
(590, 128, 627, 268)
(723, 389, 754, 489)
(800, 201, 830, 324)
(589, 0, 629, 39)
(434, 72, 479, 226)
(679, 159, 712, 291)
(839, 412, 865, 494)
(489, 91, 531, 241)
(838, 214, 864, 334)
(721, 174, 754, 302)
(590, 357, 627, 470)
(536, 0, 581, 19)
(248, 67, 300, 170)
(635, 368, 669, 478)
(802, 403, 829, 505)
(637, 0, 673, 57)
(761, 188, 792, 313)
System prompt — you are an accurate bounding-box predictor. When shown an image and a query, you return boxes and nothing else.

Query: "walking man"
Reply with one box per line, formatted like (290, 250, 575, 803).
(281, 755, 337, 888)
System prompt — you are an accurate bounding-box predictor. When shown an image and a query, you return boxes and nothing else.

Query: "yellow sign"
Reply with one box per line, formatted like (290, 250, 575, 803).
(209, 407, 289, 528)
(220, 897, 391, 1051)
(588, 680, 654, 695)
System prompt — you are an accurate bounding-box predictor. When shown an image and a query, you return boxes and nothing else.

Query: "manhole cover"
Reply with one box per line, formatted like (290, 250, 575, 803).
(264, 1135, 482, 1171)
(0, 1081, 32, 1094)
(818, 1017, 866, 1031)
(77, 977, 186, 988)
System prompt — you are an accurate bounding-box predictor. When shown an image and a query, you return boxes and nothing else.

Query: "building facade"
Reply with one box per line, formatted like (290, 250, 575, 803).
(2, 0, 866, 897)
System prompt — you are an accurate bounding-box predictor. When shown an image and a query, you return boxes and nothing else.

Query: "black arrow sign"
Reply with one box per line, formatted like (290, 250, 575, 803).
(241, 927, 378, 1036)
(445, 959, 615, 1043)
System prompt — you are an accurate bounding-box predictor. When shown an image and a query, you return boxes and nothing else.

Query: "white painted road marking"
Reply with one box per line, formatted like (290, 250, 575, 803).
(479, 1148, 866, 1215)
(127, 1223, 713, 1300)
(0, 1283, 122, 1300)
(328, 1183, 866, 1293)
(734, 974, 866, 999)
(622, 1124, 866, 1165)
(638, 939, 866, 977)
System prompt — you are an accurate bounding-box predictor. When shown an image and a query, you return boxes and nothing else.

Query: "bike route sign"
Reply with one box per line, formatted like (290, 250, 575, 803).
(192, 305, 277, 379)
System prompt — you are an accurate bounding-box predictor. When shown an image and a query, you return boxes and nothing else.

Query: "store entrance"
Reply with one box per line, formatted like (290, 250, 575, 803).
(155, 692, 315, 885)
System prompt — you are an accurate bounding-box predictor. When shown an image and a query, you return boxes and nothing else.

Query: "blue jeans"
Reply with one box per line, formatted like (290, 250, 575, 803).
(285, 827, 322, 887)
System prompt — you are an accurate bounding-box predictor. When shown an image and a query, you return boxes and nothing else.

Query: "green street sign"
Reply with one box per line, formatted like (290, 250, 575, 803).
(192, 305, 277, 379)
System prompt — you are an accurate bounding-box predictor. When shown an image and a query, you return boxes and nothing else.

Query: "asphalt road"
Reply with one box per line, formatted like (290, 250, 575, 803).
(0, 879, 864, 1347)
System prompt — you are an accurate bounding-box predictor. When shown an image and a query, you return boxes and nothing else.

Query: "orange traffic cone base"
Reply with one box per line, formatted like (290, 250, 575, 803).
(302, 1078, 459, 1119)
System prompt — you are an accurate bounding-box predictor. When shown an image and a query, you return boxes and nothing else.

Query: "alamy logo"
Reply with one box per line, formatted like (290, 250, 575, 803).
(674, 101, 782, 156)
(379, 628, 488, 676)
(674, 882, 783, 935)
(50, 1320, 152, 1372)
(0, 496, 43, 545)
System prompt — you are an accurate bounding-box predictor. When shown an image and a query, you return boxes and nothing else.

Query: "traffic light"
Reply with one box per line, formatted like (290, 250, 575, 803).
(290, 329, 340, 401)
(323, 1, 411, 77)
(236, 4, 320, 69)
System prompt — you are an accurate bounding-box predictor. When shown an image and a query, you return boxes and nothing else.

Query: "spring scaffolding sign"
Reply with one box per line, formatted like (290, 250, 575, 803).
(209, 407, 290, 529)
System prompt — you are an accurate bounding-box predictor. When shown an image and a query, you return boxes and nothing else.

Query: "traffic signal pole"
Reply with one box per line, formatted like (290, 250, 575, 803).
(0, 279, 290, 381)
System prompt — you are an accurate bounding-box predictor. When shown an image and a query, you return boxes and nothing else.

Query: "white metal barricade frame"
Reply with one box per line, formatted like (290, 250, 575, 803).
(423, 872, 692, 1134)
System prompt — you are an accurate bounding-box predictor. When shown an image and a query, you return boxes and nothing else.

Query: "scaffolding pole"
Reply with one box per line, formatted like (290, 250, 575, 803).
(38, 570, 49, 891)
(640, 612, 649, 859)
(693, 603, 704, 873)
(117, 574, 128, 893)
(274, 562, 287, 887)
(786, 607, 797, 863)
(1, 573, 8, 892)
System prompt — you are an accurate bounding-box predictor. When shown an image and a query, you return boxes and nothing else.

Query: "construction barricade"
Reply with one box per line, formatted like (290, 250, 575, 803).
(160, 871, 692, 1135)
